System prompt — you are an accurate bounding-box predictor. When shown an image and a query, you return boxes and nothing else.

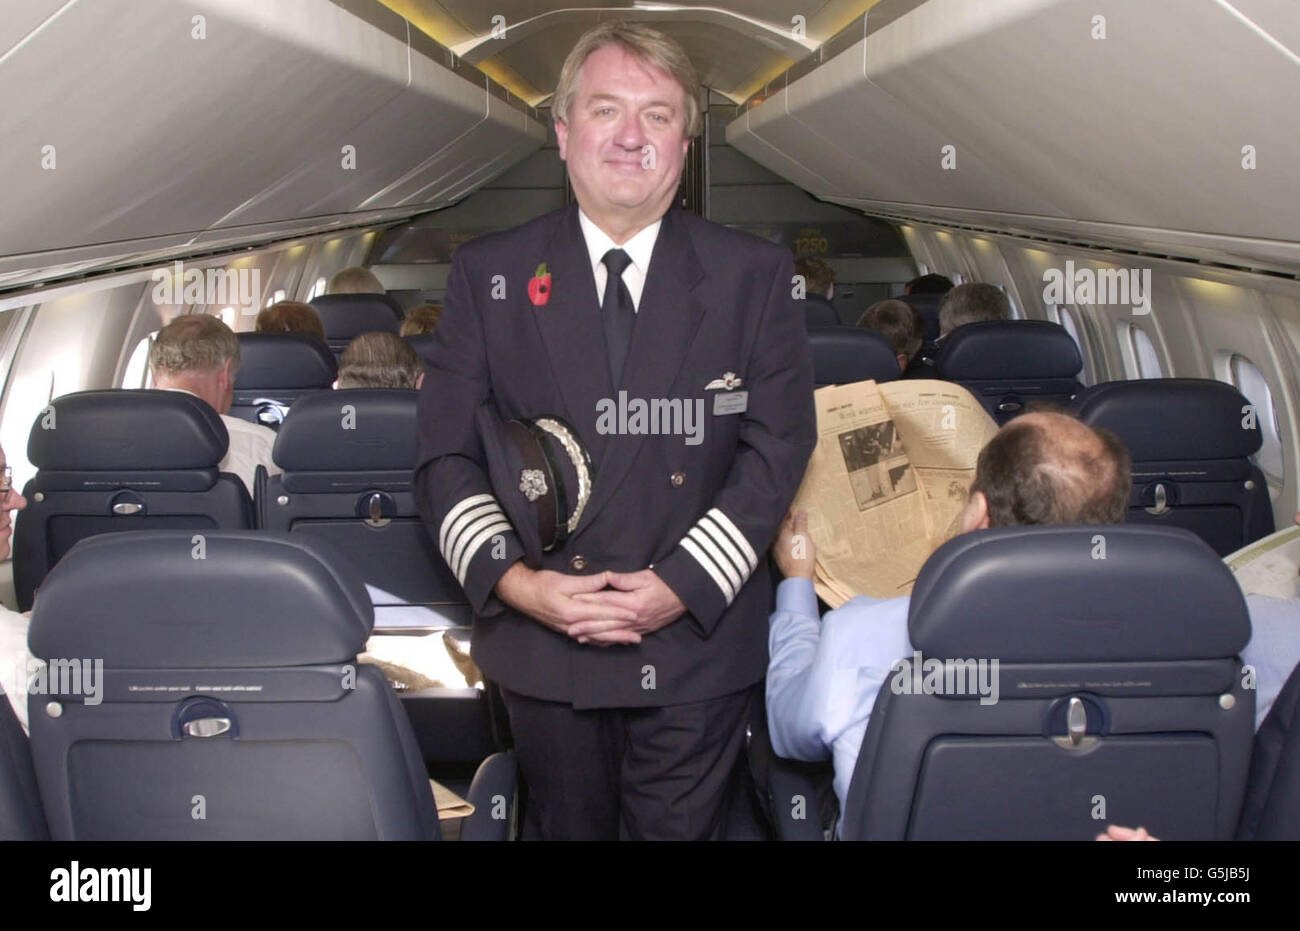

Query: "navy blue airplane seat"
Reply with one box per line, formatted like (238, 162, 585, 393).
(12, 390, 253, 612)
(1071, 378, 1273, 556)
(0, 688, 48, 840)
(1237, 660, 1300, 840)
(231, 332, 336, 428)
(265, 389, 488, 768)
(935, 320, 1083, 423)
(809, 326, 901, 388)
(802, 294, 840, 329)
(310, 292, 404, 355)
(405, 333, 436, 366)
(25, 530, 441, 840)
(263, 388, 468, 629)
(900, 292, 943, 343)
(841, 524, 1254, 841)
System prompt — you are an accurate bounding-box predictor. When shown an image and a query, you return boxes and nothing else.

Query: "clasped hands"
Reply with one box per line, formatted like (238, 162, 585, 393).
(495, 562, 685, 647)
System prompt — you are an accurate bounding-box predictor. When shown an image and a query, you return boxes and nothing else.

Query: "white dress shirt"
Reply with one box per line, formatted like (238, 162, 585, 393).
(767, 576, 1300, 837)
(0, 604, 31, 733)
(577, 209, 662, 313)
(157, 388, 279, 495)
(218, 413, 280, 496)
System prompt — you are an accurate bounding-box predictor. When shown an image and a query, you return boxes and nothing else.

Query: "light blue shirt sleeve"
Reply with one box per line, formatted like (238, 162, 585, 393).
(1243, 593, 1300, 729)
(766, 577, 912, 766)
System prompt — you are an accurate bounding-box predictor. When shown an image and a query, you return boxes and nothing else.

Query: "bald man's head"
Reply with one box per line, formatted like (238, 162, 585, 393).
(970, 410, 1131, 528)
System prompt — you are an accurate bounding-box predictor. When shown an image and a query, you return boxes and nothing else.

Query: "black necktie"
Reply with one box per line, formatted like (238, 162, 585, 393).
(601, 248, 635, 387)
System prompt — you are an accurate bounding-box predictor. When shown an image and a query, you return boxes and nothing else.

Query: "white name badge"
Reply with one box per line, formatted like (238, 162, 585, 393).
(713, 390, 748, 415)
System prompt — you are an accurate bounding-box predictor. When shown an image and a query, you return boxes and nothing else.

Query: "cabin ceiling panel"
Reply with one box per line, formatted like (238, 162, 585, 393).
(867, 0, 1299, 240)
(385, 0, 877, 103)
(0, 0, 70, 55)
(728, 0, 1300, 272)
(0, 0, 544, 285)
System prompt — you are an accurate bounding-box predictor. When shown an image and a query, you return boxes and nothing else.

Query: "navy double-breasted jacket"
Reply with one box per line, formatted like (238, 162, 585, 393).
(415, 203, 815, 709)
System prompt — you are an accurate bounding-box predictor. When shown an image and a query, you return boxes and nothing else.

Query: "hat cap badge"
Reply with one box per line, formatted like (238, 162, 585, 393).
(519, 468, 548, 502)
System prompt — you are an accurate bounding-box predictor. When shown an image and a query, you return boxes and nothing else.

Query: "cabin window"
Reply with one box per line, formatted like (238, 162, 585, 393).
(122, 332, 156, 389)
(996, 283, 1021, 319)
(306, 277, 327, 301)
(1129, 325, 1163, 379)
(1050, 304, 1093, 385)
(1228, 354, 1284, 482)
(1117, 322, 1161, 379)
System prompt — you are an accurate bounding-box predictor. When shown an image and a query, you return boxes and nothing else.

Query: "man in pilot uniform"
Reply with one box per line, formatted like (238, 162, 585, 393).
(415, 21, 815, 840)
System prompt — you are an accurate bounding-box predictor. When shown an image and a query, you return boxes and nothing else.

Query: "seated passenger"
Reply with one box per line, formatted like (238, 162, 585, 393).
(794, 257, 840, 328)
(938, 282, 1012, 338)
(399, 303, 442, 337)
(337, 331, 424, 390)
(904, 281, 1012, 378)
(327, 266, 385, 295)
(149, 315, 280, 495)
(0, 441, 32, 733)
(857, 299, 924, 372)
(904, 273, 954, 296)
(766, 411, 1300, 834)
(255, 300, 326, 342)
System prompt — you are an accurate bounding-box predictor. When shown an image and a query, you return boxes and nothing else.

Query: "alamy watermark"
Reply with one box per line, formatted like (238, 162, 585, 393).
(15, 656, 103, 706)
(596, 392, 704, 446)
(150, 261, 261, 315)
(1042, 260, 1151, 315)
(889, 650, 1000, 705)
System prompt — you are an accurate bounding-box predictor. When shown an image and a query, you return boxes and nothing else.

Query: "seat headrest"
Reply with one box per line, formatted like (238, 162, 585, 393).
(404, 334, 435, 365)
(28, 390, 227, 470)
(937, 320, 1082, 380)
(809, 326, 901, 386)
(900, 293, 942, 341)
(1072, 378, 1261, 460)
(900, 293, 944, 314)
(273, 389, 418, 471)
(28, 531, 373, 667)
(909, 525, 1250, 661)
(233, 333, 337, 389)
(803, 295, 840, 329)
(310, 293, 403, 343)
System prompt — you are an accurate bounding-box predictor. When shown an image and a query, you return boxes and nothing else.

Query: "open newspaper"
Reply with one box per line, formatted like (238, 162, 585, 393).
(1226, 524, 1300, 599)
(791, 379, 998, 606)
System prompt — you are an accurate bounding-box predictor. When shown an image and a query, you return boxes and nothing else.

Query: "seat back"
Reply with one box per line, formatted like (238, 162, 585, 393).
(12, 390, 253, 611)
(310, 293, 403, 355)
(405, 333, 435, 367)
(231, 333, 337, 427)
(1072, 378, 1273, 556)
(935, 320, 1082, 423)
(26, 530, 439, 840)
(802, 295, 840, 329)
(842, 525, 1254, 841)
(262, 389, 468, 628)
(900, 292, 942, 342)
(1237, 661, 1300, 840)
(0, 688, 48, 840)
(808, 326, 901, 388)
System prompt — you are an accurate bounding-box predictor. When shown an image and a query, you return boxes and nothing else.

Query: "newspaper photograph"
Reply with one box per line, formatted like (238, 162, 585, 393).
(791, 379, 998, 605)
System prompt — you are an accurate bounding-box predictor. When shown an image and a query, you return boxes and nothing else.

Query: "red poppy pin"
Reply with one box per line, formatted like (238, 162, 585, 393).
(528, 262, 551, 307)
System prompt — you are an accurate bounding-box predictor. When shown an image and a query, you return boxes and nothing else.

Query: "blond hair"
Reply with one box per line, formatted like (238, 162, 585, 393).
(338, 331, 423, 389)
(255, 301, 325, 341)
(327, 266, 384, 295)
(552, 21, 702, 138)
(149, 314, 240, 378)
(399, 304, 442, 337)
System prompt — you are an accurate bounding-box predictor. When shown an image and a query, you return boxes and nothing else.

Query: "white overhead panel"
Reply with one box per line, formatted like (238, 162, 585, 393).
(727, 0, 1300, 272)
(0, 0, 546, 289)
